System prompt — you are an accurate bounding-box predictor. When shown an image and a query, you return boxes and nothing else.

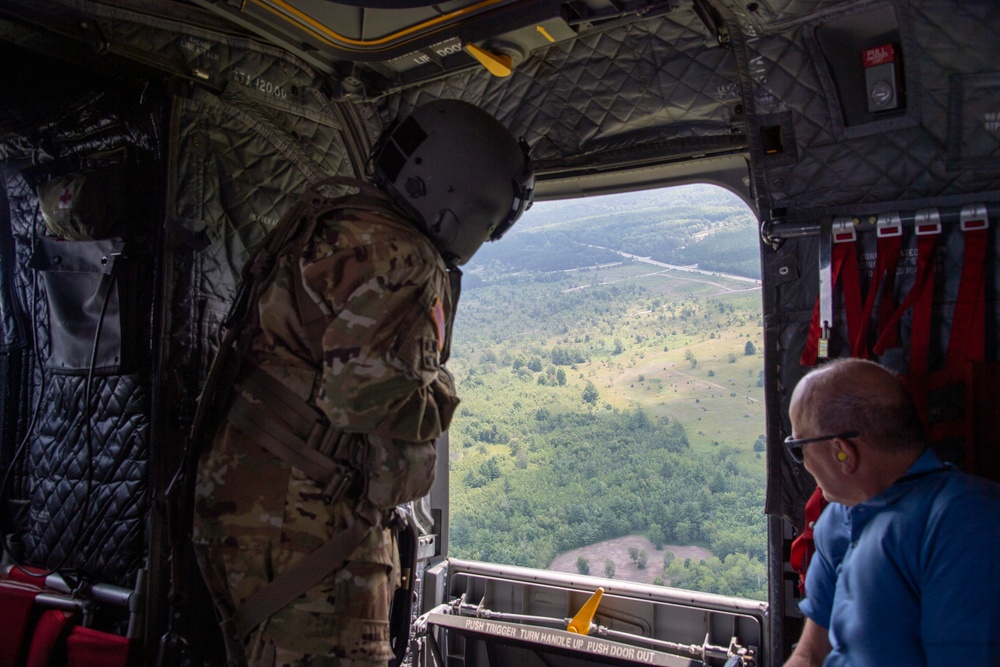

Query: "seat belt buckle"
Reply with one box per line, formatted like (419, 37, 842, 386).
(876, 212, 903, 237)
(831, 217, 857, 243)
(914, 209, 942, 236)
(817, 324, 830, 359)
(960, 203, 989, 232)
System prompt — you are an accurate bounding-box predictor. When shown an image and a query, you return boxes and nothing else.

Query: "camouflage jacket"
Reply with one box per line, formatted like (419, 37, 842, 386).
(250, 202, 459, 442)
(193, 200, 458, 566)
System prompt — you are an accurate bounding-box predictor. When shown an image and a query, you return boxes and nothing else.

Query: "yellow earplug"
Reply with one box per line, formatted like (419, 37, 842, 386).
(837, 452, 848, 461)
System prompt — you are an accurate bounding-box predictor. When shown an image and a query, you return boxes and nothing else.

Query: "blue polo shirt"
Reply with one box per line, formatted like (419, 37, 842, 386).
(799, 449, 1000, 666)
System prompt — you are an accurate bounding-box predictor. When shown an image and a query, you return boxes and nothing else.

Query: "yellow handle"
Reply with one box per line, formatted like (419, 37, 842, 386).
(567, 587, 604, 634)
(465, 44, 513, 77)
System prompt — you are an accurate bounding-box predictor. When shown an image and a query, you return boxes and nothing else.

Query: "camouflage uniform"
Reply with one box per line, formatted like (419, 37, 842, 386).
(193, 199, 458, 666)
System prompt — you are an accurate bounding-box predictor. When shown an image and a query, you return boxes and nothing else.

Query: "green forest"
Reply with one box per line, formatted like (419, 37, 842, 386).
(447, 184, 769, 600)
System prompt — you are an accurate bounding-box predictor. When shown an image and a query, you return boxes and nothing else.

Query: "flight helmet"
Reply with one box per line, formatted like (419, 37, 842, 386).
(372, 99, 534, 266)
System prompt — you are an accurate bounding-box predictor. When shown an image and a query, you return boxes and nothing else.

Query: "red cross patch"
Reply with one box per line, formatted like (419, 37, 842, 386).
(58, 187, 73, 210)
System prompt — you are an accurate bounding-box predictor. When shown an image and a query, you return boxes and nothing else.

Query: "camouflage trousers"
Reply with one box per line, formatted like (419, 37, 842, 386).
(193, 424, 401, 667)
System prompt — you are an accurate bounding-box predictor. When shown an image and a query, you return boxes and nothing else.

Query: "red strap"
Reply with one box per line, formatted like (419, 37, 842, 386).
(923, 226, 990, 466)
(801, 242, 863, 366)
(946, 227, 988, 368)
(873, 232, 939, 358)
(840, 245, 864, 358)
(66, 627, 134, 667)
(25, 610, 74, 667)
(4, 565, 48, 586)
(789, 487, 829, 594)
(854, 234, 903, 357)
(907, 235, 938, 385)
(0, 581, 41, 667)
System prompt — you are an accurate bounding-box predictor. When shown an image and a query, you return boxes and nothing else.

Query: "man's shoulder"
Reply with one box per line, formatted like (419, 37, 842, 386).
(927, 469, 1000, 518)
(814, 502, 849, 543)
(314, 206, 443, 266)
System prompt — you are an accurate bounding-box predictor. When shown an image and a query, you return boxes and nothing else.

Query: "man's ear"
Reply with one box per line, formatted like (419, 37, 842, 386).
(834, 437, 859, 473)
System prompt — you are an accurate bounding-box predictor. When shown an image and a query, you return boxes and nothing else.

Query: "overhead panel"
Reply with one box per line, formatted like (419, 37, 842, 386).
(190, 0, 679, 96)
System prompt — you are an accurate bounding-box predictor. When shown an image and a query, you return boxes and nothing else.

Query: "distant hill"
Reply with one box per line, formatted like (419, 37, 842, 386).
(468, 184, 760, 280)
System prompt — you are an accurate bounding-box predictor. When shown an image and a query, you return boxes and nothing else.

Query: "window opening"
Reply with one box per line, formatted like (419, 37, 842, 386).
(448, 183, 767, 600)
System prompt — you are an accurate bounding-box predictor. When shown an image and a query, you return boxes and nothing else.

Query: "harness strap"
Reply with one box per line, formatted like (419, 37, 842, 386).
(944, 220, 988, 370)
(226, 516, 375, 642)
(873, 214, 940, 357)
(924, 209, 990, 464)
(853, 215, 903, 357)
(238, 365, 321, 438)
(228, 393, 344, 488)
(801, 236, 863, 366)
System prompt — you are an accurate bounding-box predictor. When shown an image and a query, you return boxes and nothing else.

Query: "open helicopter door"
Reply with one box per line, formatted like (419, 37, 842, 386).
(414, 559, 764, 667)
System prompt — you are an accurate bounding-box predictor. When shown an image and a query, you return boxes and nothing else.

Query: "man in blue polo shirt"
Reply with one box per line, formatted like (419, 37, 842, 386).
(781, 358, 1000, 667)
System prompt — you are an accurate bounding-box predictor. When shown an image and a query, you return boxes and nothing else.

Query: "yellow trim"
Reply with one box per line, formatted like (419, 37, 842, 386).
(536, 25, 555, 42)
(250, 0, 512, 51)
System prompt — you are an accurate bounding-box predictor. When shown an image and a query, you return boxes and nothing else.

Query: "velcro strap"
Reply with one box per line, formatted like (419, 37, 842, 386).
(228, 517, 374, 641)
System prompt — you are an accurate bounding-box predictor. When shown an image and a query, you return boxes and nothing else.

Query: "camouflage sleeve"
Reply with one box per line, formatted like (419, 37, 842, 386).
(302, 222, 459, 442)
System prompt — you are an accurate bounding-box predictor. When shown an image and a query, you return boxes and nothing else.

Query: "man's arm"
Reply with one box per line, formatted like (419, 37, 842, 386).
(304, 230, 455, 441)
(782, 618, 831, 667)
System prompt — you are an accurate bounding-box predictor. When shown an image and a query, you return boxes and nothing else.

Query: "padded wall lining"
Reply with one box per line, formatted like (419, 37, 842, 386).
(0, 82, 158, 584)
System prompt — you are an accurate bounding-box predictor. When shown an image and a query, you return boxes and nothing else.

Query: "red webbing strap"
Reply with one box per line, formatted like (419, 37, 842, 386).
(0, 581, 41, 667)
(907, 235, 938, 384)
(873, 231, 939, 360)
(801, 241, 863, 366)
(4, 565, 48, 585)
(945, 226, 988, 369)
(25, 610, 74, 667)
(789, 487, 829, 594)
(840, 245, 864, 358)
(925, 223, 989, 463)
(854, 233, 903, 357)
(65, 627, 133, 667)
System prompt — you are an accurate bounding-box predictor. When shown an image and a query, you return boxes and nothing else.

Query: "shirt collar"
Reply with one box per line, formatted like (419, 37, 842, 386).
(853, 449, 950, 512)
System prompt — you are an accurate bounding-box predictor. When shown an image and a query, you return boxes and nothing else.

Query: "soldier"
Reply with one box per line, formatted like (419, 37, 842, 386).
(191, 100, 534, 666)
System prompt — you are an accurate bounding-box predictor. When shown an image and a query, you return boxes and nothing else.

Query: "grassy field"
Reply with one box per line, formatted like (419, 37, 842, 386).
(470, 262, 767, 459)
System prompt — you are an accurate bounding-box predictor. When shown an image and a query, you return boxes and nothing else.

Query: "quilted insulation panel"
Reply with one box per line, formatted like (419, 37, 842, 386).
(738, 0, 1000, 218)
(0, 5, 364, 585)
(383, 3, 747, 172)
(0, 82, 160, 584)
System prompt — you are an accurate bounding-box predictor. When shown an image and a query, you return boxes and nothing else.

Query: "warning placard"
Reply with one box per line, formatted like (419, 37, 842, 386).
(426, 613, 702, 666)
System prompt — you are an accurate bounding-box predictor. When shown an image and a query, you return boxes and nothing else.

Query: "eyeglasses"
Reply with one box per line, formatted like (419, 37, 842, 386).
(783, 431, 859, 464)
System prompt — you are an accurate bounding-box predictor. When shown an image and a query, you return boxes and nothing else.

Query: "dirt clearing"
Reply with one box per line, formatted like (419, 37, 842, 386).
(549, 535, 713, 585)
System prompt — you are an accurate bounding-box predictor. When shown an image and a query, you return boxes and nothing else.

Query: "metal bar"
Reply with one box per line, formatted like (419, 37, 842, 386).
(597, 626, 733, 660)
(763, 202, 999, 242)
(455, 601, 567, 627)
(2, 564, 134, 606)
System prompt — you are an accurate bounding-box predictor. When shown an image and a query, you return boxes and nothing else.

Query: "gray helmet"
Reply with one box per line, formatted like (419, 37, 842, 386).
(372, 100, 534, 266)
